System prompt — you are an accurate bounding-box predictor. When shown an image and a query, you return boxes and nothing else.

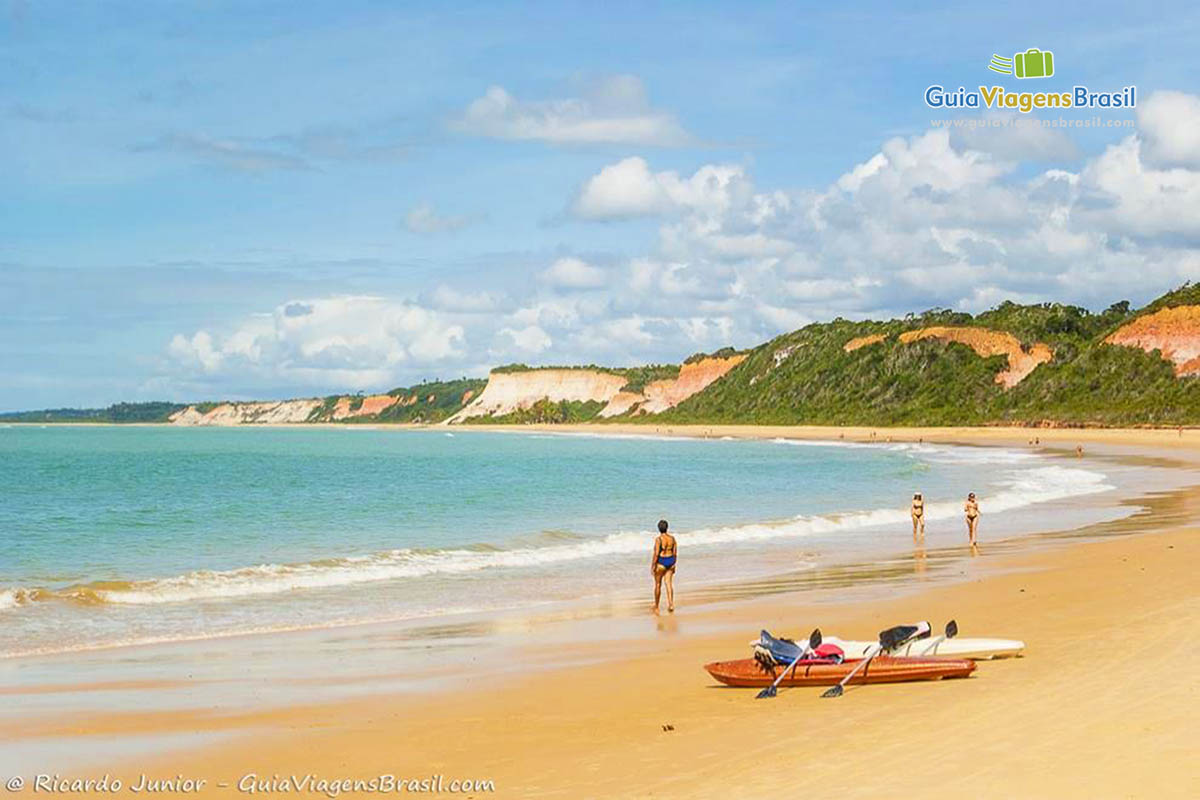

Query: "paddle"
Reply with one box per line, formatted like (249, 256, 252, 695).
(756, 628, 822, 699)
(820, 620, 956, 698)
(912, 619, 958, 656)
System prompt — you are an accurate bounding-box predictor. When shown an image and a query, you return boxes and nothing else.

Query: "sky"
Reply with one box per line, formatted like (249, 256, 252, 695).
(3, 0, 1200, 410)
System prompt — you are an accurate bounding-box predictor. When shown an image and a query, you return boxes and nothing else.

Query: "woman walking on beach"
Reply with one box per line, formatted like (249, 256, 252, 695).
(910, 492, 925, 538)
(650, 519, 677, 614)
(964, 492, 980, 547)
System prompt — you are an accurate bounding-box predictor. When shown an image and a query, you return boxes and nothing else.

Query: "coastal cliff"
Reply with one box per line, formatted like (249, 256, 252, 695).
(448, 355, 746, 423)
(448, 369, 628, 423)
(166, 379, 486, 426)
(1105, 306, 1200, 375)
(169, 399, 321, 425)
(662, 286, 1200, 426)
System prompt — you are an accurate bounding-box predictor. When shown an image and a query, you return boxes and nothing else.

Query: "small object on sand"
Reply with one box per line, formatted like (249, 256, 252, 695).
(661, 724, 674, 732)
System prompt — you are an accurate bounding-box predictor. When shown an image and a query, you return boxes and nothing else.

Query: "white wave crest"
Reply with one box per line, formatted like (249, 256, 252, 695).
(770, 437, 1038, 464)
(0, 589, 19, 611)
(0, 587, 42, 611)
(60, 461, 1111, 608)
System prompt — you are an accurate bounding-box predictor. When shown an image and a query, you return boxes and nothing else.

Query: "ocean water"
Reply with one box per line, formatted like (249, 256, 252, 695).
(0, 426, 1117, 658)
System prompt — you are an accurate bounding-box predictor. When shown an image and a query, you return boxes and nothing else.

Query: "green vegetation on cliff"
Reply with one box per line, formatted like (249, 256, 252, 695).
(660, 295, 1200, 426)
(464, 398, 607, 425)
(377, 378, 486, 423)
(0, 402, 185, 423)
(301, 379, 487, 424)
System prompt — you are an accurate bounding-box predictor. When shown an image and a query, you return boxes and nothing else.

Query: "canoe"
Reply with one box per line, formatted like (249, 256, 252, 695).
(824, 635, 1024, 660)
(830, 633, 1027, 662)
(751, 631, 1024, 661)
(705, 655, 975, 688)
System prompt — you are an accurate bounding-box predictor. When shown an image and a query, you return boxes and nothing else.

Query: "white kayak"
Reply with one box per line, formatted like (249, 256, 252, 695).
(823, 635, 1024, 660)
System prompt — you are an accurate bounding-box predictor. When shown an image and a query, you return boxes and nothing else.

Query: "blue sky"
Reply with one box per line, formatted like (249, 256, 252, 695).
(3, 1, 1200, 410)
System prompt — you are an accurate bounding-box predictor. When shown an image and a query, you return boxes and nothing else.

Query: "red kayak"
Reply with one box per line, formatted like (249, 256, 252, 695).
(705, 655, 975, 688)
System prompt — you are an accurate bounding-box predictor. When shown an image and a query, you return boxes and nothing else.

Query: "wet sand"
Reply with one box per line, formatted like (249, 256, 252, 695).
(83, 522, 1196, 799)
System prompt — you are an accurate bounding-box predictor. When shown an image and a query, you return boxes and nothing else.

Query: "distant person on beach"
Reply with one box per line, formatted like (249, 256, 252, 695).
(964, 492, 980, 546)
(651, 519, 677, 614)
(910, 492, 925, 538)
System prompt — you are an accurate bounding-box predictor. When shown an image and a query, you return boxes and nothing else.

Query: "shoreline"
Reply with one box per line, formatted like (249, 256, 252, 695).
(9, 418, 1200, 437)
(7, 418, 1198, 453)
(13, 419, 1200, 464)
(3, 426, 1198, 797)
(0, 428, 1156, 665)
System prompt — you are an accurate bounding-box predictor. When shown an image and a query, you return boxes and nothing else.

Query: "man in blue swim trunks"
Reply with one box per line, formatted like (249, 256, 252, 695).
(650, 519, 677, 614)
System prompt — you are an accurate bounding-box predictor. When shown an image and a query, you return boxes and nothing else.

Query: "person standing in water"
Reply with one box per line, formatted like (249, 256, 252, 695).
(910, 492, 925, 538)
(650, 519, 677, 614)
(964, 492, 980, 546)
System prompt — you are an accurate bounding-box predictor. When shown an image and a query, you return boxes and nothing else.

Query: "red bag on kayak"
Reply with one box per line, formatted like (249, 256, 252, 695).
(810, 643, 845, 662)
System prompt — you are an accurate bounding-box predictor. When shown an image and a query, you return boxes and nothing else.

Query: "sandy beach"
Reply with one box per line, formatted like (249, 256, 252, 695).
(1, 426, 1194, 799)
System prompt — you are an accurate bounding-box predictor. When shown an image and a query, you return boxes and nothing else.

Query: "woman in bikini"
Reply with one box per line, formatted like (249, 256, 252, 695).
(910, 492, 925, 538)
(650, 519, 677, 614)
(964, 492, 980, 546)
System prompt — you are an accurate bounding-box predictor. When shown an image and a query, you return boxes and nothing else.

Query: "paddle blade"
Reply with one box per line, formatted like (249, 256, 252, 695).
(946, 619, 959, 639)
(808, 628, 822, 650)
(756, 686, 778, 699)
(821, 684, 844, 699)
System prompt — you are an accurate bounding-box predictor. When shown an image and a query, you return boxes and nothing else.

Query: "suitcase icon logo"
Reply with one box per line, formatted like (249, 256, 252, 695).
(988, 48, 1055, 79)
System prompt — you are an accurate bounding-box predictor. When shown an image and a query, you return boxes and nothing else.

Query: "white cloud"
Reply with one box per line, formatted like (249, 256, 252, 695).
(429, 285, 503, 312)
(168, 330, 224, 372)
(573, 156, 747, 220)
(572, 157, 673, 218)
(136, 126, 408, 173)
(404, 203, 472, 234)
(496, 325, 552, 355)
(165, 92, 1200, 395)
(167, 296, 466, 390)
(138, 133, 314, 172)
(948, 113, 1080, 162)
(1138, 90, 1200, 168)
(836, 153, 888, 193)
(539, 257, 608, 290)
(568, 97, 1200, 325)
(451, 76, 691, 146)
(1078, 135, 1200, 238)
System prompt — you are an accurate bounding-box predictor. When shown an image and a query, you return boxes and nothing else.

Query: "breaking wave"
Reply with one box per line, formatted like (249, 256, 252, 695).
(0, 589, 20, 611)
(1, 463, 1111, 611)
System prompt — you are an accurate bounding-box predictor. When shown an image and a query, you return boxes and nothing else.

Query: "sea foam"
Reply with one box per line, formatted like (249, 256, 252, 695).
(7, 459, 1111, 610)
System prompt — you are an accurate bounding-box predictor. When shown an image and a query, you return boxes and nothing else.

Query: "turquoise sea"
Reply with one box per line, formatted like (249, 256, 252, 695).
(0, 426, 1118, 659)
